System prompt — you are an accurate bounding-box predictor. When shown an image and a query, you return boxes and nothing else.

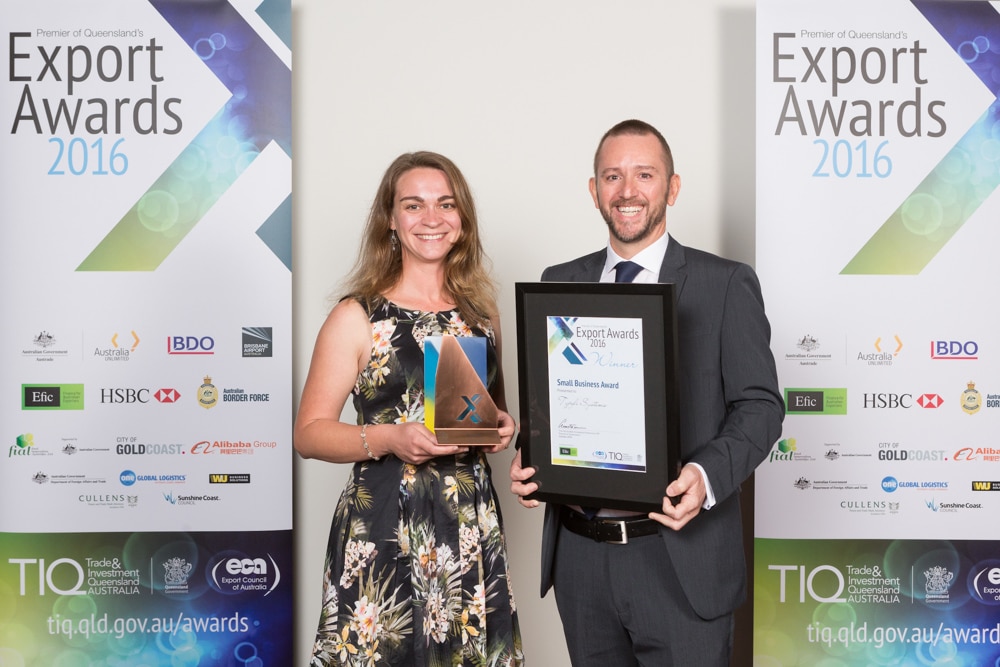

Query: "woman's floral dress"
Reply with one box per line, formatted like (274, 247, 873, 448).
(310, 300, 524, 667)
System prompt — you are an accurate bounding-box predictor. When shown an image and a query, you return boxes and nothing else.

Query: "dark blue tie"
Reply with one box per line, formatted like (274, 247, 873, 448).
(615, 260, 643, 283)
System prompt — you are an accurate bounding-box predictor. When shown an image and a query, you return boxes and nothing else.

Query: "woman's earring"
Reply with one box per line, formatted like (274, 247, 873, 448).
(390, 229, 398, 251)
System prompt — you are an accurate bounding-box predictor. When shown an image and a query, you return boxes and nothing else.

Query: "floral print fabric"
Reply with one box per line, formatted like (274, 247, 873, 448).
(310, 300, 524, 667)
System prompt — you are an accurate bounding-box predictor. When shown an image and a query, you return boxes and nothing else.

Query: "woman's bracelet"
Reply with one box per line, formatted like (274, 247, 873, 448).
(360, 424, 379, 461)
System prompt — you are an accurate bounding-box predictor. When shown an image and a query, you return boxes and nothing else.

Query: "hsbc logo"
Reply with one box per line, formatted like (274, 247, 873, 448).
(916, 394, 944, 408)
(155, 389, 181, 403)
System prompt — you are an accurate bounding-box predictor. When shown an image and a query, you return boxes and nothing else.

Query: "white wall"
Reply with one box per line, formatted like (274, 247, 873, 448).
(290, 1, 757, 663)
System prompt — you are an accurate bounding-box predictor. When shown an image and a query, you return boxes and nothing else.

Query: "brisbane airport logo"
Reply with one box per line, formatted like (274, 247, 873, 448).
(785, 388, 847, 415)
(22, 384, 84, 410)
(242, 327, 272, 358)
(931, 340, 979, 361)
(93, 331, 141, 362)
(167, 335, 215, 355)
(209, 552, 281, 596)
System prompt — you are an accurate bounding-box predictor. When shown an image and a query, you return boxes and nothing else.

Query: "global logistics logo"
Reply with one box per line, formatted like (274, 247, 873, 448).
(882, 476, 949, 492)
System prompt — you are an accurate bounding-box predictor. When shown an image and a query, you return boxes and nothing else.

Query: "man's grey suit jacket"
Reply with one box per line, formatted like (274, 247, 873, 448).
(536, 235, 784, 620)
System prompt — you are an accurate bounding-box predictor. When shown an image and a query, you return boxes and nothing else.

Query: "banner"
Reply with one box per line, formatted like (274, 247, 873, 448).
(755, 1, 1000, 663)
(1, 0, 293, 663)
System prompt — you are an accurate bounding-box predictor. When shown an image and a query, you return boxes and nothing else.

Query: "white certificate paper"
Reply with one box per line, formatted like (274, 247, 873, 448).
(546, 315, 646, 471)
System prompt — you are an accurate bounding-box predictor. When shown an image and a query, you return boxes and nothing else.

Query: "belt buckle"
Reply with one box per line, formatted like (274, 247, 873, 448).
(606, 519, 628, 545)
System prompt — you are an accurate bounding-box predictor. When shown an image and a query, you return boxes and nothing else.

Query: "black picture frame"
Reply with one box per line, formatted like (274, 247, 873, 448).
(515, 282, 681, 512)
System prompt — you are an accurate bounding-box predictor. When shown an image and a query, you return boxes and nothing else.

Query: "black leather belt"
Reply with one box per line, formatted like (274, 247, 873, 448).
(560, 508, 659, 544)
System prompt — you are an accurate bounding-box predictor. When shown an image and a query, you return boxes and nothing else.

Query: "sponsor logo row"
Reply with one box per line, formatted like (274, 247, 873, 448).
(8, 551, 280, 598)
(766, 560, 1000, 607)
(786, 335, 981, 367)
(10, 434, 279, 458)
(769, 438, 1000, 464)
(22, 327, 273, 362)
(785, 384, 998, 415)
(20, 376, 272, 410)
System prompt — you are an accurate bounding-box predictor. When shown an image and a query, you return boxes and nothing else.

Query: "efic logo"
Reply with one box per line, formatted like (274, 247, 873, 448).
(167, 336, 215, 355)
(931, 340, 979, 360)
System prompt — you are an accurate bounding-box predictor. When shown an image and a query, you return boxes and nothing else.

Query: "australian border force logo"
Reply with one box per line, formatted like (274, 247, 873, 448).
(962, 381, 981, 415)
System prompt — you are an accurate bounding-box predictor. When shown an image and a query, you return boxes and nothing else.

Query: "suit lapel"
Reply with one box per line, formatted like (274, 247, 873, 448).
(579, 250, 606, 282)
(657, 235, 688, 299)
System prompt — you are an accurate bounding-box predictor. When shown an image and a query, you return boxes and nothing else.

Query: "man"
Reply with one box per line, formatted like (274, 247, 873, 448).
(510, 119, 784, 666)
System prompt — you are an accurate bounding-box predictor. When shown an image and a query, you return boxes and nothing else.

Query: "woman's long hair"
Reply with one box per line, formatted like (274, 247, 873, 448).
(341, 151, 498, 330)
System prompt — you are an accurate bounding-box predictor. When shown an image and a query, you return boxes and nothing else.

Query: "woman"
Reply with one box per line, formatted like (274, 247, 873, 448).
(295, 151, 524, 666)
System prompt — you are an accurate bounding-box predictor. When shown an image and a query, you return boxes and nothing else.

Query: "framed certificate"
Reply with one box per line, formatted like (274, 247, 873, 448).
(515, 282, 681, 512)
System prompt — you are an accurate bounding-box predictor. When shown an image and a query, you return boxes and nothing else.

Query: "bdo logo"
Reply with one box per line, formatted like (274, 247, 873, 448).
(167, 336, 215, 355)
